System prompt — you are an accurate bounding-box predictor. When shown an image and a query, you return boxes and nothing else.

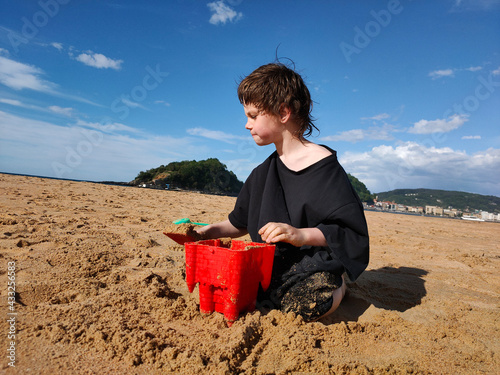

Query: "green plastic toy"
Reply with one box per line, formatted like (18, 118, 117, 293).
(173, 218, 209, 226)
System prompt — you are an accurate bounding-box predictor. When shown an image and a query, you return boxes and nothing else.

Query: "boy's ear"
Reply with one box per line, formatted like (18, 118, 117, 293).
(279, 104, 292, 123)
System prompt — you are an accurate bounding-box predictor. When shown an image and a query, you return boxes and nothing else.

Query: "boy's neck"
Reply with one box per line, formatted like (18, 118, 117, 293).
(274, 134, 309, 157)
(273, 117, 306, 157)
(275, 131, 332, 172)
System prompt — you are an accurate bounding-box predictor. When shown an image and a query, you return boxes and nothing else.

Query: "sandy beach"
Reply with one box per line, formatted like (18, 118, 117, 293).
(0, 173, 499, 374)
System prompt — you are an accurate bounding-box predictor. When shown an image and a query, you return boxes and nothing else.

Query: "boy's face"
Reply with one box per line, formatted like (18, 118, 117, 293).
(243, 103, 284, 146)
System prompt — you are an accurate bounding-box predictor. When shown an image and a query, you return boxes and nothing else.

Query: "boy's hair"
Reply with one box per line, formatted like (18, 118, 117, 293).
(237, 63, 317, 138)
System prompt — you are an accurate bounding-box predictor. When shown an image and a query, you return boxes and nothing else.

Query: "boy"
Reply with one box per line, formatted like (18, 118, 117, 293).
(197, 63, 369, 321)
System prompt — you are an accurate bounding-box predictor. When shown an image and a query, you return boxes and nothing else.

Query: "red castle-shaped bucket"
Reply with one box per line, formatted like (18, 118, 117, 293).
(184, 239, 275, 325)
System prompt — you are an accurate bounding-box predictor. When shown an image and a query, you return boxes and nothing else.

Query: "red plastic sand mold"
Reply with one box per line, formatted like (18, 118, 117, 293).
(184, 239, 275, 325)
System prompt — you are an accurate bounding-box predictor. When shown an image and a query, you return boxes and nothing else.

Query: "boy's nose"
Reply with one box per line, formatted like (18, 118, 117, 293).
(245, 121, 251, 130)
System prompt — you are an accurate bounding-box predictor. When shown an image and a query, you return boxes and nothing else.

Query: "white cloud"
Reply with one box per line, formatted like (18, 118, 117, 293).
(0, 98, 23, 106)
(51, 42, 63, 51)
(321, 124, 396, 143)
(75, 52, 123, 70)
(0, 110, 210, 182)
(408, 114, 468, 134)
(154, 100, 171, 107)
(462, 135, 481, 140)
(75, 119, 142, 134)
(361, 113, 390, 121)
(429, 65, 488, 79)
(0, 98, 91, 115)
(465, 66, 483, 72)
(0, 48, 9, 56)
(322, 129, 365, 143)
(207, 1, 243, 25)
(0, 56, 99, 106)
(0, 98, 51, 113)
(492, 66, 500, 76)
(429, 69, 455, 79)
(48, 105, 73, 117)
(187, 127, 249, 144)
(0, 56, 57, 92)
(120, 97, 147, 110)
(339, 142, 500, 195)
(322, 112, 398, 143)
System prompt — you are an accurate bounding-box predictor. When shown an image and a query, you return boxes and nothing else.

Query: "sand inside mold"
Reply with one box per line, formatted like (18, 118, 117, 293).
(0, 173, 499, 374)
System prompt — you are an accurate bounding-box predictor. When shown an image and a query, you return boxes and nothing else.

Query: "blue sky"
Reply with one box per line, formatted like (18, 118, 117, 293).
(0, 0, 499, 196)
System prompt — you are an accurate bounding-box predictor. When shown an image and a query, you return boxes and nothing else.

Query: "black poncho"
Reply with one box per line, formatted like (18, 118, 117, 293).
(228, 147, 369, 288)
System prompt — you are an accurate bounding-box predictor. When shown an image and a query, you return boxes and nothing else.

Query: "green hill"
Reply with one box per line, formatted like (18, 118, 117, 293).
(376, 189, 500, 213)
(132, 158, 243, 195)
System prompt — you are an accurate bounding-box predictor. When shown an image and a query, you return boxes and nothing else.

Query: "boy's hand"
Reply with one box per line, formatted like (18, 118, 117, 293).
(258, 222, 306, 247)
(258, 222, 328, 247)
(195, 219, 248, 240)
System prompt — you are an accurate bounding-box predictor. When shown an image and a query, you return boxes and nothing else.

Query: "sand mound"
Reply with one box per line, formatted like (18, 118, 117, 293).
(164, 223, 202, 239)
(0, 174, 499, 374)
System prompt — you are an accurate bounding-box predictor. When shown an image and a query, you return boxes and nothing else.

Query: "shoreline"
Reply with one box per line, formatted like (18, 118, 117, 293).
(364, 208, 500, 223)
(2, 172, 498, 221)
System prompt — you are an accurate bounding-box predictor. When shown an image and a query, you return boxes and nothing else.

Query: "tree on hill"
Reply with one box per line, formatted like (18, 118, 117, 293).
(348, 174, 375, 204)
(132, 158, 243, 195)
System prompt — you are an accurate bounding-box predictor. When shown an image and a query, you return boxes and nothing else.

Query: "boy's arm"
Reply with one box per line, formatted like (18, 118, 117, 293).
(258, 222, 327, 247)
(196, 219, 248, 239)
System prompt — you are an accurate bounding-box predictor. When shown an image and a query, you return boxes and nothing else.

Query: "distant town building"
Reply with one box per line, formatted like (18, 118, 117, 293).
(370, 200, 499, 222)
(425, 206, 444, 216)
(482, 211, 496, 221)
(444, 208, 459, 217)
(396, 204, 407, 212)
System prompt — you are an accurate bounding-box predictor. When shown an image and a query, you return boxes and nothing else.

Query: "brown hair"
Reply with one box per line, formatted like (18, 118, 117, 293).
(237, 63, 318, 138)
